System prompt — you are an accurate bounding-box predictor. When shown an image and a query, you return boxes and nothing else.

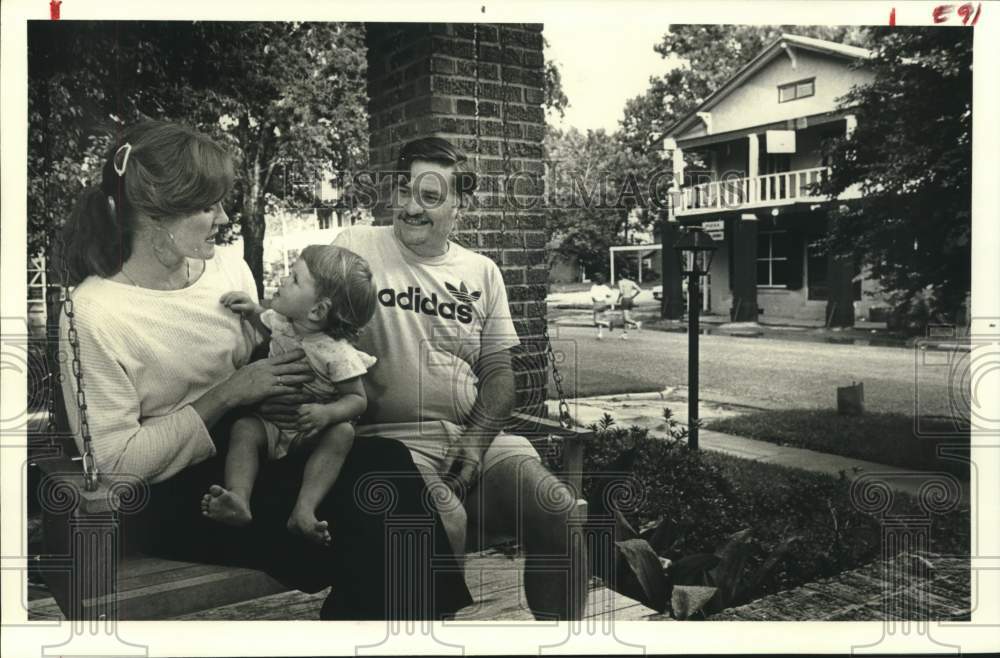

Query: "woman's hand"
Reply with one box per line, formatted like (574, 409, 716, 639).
(223, 349, 314, 407)
(258, 391, 314, 425)
(220, 290, 263, 317)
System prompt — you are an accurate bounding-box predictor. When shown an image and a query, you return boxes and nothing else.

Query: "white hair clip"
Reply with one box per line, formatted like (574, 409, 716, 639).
(113, 143, 132, 176)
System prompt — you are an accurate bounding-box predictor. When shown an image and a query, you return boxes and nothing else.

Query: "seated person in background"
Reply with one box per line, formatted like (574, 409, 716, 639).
(204, 245, 378, 546)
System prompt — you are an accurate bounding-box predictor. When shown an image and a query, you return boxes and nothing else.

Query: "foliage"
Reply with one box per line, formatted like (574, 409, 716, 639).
(28, 21, 369, 294)
(544, 127, 665, 277)
(543, 37, 569, 119)
(818, 27, 972, 322)
(705, 409, 969, 478)
(547, 410, 971, 619)
(619, 25, 871, 156)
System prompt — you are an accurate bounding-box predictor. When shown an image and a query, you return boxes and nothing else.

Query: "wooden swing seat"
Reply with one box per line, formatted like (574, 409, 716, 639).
(30, 410, 592, 620)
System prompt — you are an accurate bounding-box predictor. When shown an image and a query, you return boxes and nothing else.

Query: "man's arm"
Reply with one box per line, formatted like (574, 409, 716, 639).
(444, 348, 516, 496)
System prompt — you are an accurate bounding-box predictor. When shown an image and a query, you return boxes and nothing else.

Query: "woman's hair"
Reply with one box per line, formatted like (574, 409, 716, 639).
(60, 120, 235, 284)
(300, 245, 378, 342)
(395, 136, 478, 207)
(592, 272, 606, 285)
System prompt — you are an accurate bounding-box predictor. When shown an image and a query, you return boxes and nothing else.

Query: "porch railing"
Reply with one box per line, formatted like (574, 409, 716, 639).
(676, 166, 834, 216)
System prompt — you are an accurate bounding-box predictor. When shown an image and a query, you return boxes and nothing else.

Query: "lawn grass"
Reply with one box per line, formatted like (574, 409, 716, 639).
(704, 409, 969, 479)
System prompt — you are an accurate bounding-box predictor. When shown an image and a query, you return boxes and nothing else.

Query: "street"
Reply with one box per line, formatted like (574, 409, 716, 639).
(545, 324, 962, 418)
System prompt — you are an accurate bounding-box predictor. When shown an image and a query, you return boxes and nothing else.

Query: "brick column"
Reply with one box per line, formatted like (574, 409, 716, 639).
(365, 23, 550, 413)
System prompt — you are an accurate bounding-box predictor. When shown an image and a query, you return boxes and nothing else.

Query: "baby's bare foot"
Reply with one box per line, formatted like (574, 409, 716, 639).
(202, 484, 252, 526)
(287, 507, 331, 546)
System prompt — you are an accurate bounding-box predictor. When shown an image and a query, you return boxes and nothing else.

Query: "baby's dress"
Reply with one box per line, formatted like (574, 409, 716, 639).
(259, 309, 377, 459)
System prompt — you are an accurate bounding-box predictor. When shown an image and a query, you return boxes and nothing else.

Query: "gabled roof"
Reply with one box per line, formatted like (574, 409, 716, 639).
(663, 33, 871, 141)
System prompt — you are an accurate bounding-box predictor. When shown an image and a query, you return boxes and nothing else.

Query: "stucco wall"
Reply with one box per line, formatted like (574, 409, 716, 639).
(679, 49, 873, 139)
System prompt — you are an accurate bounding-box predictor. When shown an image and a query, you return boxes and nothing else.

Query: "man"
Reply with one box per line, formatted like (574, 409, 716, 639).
(333, 136, 587, 620)
(615, 269, 642, 340)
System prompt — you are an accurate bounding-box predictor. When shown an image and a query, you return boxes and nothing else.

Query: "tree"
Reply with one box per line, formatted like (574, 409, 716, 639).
(28, 22, 369, 295)
(544, 127, 663, 277)
(819, 27, 972, 323)
(543, 37, 570, 119)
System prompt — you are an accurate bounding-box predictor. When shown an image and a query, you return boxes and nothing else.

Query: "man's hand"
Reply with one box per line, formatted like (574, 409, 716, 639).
(442, 430, 492, 500)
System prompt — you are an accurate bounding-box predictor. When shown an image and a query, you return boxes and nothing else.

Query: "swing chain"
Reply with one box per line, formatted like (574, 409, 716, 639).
(497, 26, 511, 266)
(497, 25, 572, 429)
(52, 223, 100, 491)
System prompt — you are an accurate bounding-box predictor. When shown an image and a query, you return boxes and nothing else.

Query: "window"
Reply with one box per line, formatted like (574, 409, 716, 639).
(778, 78, 815, 103)
(757, 231, 790, 287)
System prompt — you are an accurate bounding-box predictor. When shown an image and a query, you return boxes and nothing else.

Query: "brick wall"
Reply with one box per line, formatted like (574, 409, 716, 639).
(365, 23, 551, 414)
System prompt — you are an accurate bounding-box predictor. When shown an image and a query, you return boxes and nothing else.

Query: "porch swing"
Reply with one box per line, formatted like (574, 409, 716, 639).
(29, 24, 593, 621)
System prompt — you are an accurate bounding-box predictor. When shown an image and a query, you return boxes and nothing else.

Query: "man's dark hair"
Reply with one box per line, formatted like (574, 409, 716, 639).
(396, 136, 478, 205)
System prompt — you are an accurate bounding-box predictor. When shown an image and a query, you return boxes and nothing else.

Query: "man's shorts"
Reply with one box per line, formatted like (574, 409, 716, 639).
(354, 421, 541, 526)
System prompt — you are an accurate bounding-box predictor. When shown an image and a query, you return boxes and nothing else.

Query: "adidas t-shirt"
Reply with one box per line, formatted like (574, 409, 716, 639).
(333, 226, 520, 428)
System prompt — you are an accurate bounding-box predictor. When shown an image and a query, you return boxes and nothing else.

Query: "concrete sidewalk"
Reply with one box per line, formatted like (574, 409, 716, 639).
(547, 388, 969, 506)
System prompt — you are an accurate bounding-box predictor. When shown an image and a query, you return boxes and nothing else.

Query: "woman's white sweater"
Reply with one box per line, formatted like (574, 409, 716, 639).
(59, 247, 262, 484)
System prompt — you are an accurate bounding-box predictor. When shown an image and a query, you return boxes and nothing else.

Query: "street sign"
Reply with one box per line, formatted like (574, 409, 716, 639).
(702, 220, 725, 231)
(707, 230, 725, 241)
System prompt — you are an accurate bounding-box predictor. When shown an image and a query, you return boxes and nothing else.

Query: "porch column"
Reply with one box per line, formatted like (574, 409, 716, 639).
(747, 134, 759, 203)
(730, 213, 759, 322)
(845, 114, 857, 139)
(670, 142, 685, 217)
(826, 254, 856, 327)
(659, 215, 685, 319)
(365, 23, 548, 412)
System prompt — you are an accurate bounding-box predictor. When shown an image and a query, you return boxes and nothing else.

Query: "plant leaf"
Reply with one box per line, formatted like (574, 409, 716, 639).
(708, 528, 753, 609)
(640, 516, 675, 555)
(613, 507, 639, 541)
(670, 553, 721, 585)
(613, 538, 669, 613)
(671, 585, 718, 620)
(746, 535, 802, 596)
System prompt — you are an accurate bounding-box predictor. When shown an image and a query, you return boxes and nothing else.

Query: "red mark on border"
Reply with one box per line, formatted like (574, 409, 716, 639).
(889, 7, 896, 25)
(934, 3, 982, 25)
(49, 0, 61, 19)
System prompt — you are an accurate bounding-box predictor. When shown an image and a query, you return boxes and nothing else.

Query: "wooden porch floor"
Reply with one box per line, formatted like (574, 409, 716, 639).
(170, 550, 665, 621)
(29, 550, 967, 622)
(28, 549, 663, 622)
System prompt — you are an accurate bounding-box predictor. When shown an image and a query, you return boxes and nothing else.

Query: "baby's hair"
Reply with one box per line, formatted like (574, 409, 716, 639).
(299, 245, 377, 342)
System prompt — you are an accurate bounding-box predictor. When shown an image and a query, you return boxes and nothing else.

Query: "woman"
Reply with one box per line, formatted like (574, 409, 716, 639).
(57, 120, 471, 619)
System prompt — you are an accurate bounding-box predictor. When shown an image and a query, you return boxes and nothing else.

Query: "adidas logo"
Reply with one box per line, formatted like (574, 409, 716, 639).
(445, 281, 482, 304)
(377, 286, 475, 324)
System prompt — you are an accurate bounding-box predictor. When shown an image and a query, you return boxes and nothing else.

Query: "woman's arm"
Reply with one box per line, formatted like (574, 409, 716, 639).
(63, 308, 313, 484)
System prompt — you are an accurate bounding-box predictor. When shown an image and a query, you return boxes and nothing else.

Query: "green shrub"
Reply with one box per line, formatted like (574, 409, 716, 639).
(549, 411, 971, 618)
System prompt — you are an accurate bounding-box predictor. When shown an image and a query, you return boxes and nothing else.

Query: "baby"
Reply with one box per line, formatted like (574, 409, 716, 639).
(202, 244, 377, 545)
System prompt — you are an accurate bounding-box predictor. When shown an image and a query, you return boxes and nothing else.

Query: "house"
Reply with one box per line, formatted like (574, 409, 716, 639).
(661, 34, 887, 326)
